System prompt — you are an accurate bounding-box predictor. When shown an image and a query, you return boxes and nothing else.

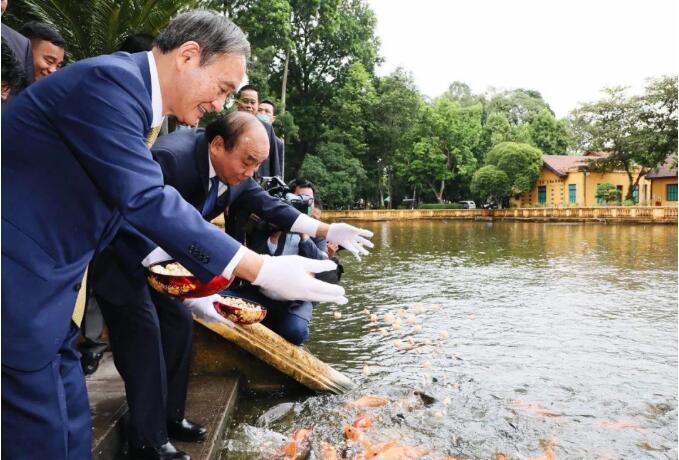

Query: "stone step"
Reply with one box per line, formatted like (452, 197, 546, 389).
(87, 353, 239, 460)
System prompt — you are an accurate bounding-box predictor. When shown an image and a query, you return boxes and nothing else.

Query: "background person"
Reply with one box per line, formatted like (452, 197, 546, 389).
(1, 36, 24, 101)
(222, 179, 341, 345)
(234, 84, 282, 178)
(257, 98, 285, 179)
(1, 0, 34, 91)
(19, 20, 65, 81)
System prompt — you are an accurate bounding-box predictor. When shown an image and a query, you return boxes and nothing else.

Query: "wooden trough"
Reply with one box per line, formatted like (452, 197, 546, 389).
(192, 317, 354, 395)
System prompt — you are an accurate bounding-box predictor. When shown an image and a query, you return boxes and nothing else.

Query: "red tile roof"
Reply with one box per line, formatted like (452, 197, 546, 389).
(543, 151, 612, 177)
(646, 156, 678, 179)
(542, 155, 588, 177)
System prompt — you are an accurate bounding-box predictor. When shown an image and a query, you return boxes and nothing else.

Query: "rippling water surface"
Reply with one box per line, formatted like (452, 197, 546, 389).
(222, 221, 677, 459)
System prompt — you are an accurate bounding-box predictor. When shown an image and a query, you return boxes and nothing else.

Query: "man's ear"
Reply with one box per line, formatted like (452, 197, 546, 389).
(1, 83, 10, 101)
(175, 41, 202, 68)
(209, 135, 225, 154)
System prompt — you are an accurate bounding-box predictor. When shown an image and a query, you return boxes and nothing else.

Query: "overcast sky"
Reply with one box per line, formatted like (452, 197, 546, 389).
(367, 0, 678, 118)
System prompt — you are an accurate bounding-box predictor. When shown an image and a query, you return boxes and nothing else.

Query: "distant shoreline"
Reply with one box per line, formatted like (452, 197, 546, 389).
(320, 206, 678, 224)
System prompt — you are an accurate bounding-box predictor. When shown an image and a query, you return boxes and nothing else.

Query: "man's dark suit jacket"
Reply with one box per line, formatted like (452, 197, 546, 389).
(1, 52, 243, 371)
(91, 128, 301, 306)
(1, 23, 34, 90)
(256, 122, 283, 179)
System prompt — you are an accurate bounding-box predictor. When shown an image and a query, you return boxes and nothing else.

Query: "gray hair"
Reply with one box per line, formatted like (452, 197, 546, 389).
(154, 10, 250, 65)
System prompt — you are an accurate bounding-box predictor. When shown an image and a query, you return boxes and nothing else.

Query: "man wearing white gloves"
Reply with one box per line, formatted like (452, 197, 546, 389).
(90, 111, 372, 460)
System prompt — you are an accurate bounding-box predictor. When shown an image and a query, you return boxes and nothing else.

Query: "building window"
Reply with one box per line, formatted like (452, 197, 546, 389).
(568, 184, 576, 204)
(632, 185, 638, 204)
(538, 186, 546, 204)
(667, 184, 678, 202)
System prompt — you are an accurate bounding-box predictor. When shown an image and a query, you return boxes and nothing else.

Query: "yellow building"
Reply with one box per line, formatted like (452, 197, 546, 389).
(646, 157, 678, 206)
(513, 152, 653, 207)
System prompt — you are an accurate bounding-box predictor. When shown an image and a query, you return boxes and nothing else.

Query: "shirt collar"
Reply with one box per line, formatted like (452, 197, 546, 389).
(146, 51, 163, 128)
(207, 153, 228, 195)
(208, 155, 217, 180)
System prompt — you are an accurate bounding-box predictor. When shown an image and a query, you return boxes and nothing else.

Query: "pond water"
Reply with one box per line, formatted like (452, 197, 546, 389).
(222, 221, 677, 460)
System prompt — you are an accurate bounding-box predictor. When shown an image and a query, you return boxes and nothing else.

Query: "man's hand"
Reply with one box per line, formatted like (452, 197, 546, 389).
(184, 294, 235, 327)
(326, 223, 374, 261)
(252, 255, 347, 304)
(327, 241, 339, 258)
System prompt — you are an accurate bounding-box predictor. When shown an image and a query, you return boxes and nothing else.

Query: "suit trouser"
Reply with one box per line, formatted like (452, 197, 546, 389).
(96, 286, 193, 448)
(2, 323, 92, 460)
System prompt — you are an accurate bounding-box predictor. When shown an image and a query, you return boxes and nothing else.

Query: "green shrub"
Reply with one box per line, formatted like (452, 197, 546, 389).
(417, 203, 466, 209)
(595, 183, 622, 205)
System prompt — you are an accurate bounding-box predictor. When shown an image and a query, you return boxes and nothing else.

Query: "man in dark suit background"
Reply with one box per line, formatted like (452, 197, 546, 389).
(1, 0, 34, 92)
(2, 10, 360, 459)
(234, 84, 283, 179)
(91, 112, 295, 460)
(257, 98, 285, 177)
(93, 111, 371, 459)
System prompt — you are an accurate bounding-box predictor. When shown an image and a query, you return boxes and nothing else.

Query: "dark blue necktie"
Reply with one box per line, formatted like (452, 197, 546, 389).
(201, 176, 220, 217)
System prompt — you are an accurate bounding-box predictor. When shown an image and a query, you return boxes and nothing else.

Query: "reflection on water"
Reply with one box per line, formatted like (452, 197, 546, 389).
(222, 222, 677, 459)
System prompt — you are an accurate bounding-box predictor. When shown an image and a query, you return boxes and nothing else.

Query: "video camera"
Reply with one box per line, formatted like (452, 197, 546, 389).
(245, 177, 314, 238)
(260, 176, 315, 216)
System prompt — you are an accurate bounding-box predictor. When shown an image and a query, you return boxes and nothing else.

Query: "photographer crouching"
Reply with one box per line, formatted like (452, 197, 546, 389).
(222, 178, 342, 345)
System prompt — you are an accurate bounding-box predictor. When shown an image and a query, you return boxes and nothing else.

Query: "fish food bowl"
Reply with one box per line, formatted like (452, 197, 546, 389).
(146, 260, 233, 298)
(213, 296, 267, 325)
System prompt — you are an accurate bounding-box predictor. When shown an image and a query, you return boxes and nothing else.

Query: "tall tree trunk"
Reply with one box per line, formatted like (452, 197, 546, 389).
(625, 168, 635, 201)
(430, 181, 445, 203)
(280, 49, 289, 115)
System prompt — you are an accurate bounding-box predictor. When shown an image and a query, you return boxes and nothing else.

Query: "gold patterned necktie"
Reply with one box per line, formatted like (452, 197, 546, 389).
(146, 125, 162, 148)
(72, 125, 163, 326)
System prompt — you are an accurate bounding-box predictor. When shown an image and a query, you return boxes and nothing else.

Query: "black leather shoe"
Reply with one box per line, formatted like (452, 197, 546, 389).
(128, 441, 190, 460)
(167, 418, 207, 443)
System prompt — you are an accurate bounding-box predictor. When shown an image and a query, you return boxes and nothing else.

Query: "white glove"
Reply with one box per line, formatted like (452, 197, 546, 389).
(326, 223, 374, 261)
(183, 294, 235, 327)
(252, 255, 347, 304)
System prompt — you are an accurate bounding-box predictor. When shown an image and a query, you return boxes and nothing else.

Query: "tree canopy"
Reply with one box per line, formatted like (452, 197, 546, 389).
(7, 0, 674, 209)
(485, 142, 543, 197)
(571, 75, 678, 200)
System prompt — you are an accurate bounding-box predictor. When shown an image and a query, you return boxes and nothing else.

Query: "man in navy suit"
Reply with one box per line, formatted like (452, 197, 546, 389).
(2, 10, 370, 459)
(91, 112, 299, 459)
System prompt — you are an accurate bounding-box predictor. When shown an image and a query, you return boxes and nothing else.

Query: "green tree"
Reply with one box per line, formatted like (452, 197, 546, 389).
(365, 68, 423, 207)
(485, 142, 543, 197)
(442, 80, 483, 107)
(571, 75, 678, 200)
(595, 183, 622, 205)
(470, 165, 510, 204)
(219, 0, 379, 176)
(479, 112, 513, 157)
(486, 88, 554, 126)
(299, 142, 366, 208)
(527, 109, 572, 154)
(394, 99, 482, 203)
(6, 0, 197, 62)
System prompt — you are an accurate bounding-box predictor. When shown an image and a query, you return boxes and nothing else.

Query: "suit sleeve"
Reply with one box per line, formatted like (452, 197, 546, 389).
(299, 237, 328, 260)
(265, 123, 282, 178)
(232, 179, 300, 230)
(52, 64, 240, 282)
